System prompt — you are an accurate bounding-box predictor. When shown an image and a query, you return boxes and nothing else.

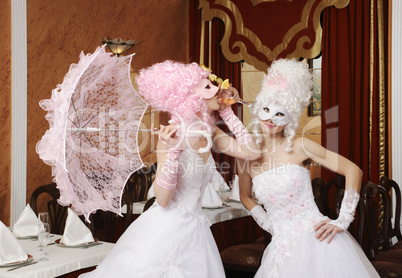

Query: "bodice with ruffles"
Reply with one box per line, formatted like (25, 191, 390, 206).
(163, 148, 214, 224)
(252, 163, 328, 277)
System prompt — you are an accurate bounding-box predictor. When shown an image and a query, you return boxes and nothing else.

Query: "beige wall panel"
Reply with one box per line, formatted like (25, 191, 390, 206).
(26, 0, 189, 211)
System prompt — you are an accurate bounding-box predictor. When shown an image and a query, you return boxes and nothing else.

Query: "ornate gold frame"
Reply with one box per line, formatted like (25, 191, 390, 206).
(199, 0, 350, 72)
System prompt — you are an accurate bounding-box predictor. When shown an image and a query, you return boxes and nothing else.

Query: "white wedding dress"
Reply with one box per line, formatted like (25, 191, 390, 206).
(252, 163, 379, 278)
(79, 149, 225, 278)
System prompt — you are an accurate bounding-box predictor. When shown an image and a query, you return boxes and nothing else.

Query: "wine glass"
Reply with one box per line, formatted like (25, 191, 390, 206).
(38, 223, 50, 262)
(218, 86, 252, 108)
(38, 212, 49, 230)
(38, 212, 49, 247)
(218, 182, 226, 197)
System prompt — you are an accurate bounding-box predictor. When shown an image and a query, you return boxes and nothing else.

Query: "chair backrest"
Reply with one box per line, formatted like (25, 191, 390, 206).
(92, 190, 133, 243)
(143, 196, 156, 213)
(125, 163, 156, 203)
(380, 176, 402, 243)
(144, 162, 157, 188)
(322, 174, 364, 245)
(311, 177, 325, 214)
(323, 174, 346, 218)
(362, 180, 393, 260)
(30, 182, 67, 235)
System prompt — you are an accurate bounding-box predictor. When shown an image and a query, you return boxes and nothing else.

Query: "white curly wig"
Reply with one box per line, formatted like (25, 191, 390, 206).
(252, 58, 313, 151)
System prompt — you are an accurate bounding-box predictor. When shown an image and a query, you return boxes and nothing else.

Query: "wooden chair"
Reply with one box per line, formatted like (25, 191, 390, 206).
(143, 196, 156, 212)
(220, 229, 270, 278)
(143, 162, 157, 191)
(370, 261, 402, 278)
(322, 174, 346, 218)
(91, 191, 133, 243)
(362, 180, 402, 277)
(219, 202, 271, 277)
(362, 180, 402, 263)
(322, 174, 365, 245)
(124, 164, 156, 203)
(311, 177, 325, 214)
(380, 176, 402, 250)
(30, 182, 67, 235)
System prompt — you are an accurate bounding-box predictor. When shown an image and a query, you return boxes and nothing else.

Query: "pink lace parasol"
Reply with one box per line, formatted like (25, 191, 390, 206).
(36, 45, 148, 221)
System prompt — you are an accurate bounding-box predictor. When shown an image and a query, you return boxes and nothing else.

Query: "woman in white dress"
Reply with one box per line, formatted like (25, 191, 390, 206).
(80, 61, 260, 278)
(237, 59, 379, 277)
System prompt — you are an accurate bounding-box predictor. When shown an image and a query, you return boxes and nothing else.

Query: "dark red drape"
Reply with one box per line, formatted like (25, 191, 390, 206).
(321, 0, 388, 185)
(190, 1, 243, 183)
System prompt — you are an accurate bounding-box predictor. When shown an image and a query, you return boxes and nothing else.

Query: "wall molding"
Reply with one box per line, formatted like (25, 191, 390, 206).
(11, 0, 27, 225)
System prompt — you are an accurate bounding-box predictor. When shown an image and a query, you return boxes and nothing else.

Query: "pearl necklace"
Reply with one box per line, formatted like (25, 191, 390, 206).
(264, 137, 285, 155)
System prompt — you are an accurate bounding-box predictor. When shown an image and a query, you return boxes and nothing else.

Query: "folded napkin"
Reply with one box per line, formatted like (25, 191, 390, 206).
(228, 174, 241, 201)
(210, 166, 230, 192)
(202, 182, 223, 208)
(0, 221, 28, 265)
(12, 204, 39, 238)
(60, 208, 94, 245)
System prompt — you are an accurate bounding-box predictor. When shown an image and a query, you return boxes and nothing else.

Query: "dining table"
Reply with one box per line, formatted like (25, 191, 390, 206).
(0, 235, 114, 278)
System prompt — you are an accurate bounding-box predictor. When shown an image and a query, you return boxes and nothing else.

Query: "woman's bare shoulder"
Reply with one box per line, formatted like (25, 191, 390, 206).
(293, 136, 321, 150)
(291, 137, 317, 160)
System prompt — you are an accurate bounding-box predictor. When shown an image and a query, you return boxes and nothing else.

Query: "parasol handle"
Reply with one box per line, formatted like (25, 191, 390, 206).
(67, 128, 213, 153)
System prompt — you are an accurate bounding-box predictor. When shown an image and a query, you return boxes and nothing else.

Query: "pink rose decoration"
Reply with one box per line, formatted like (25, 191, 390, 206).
(286, 192, 297, 202)
(299, 200, 309, 211)
(267, 193, 277, 203)
(286, 208, 295, 218)
(277, 241, 289, 255)
(265, 72, 290, 91)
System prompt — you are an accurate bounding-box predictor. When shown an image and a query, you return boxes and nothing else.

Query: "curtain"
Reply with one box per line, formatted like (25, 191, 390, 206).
(190, 1, 243, 183)
(321, 0, 389, 185)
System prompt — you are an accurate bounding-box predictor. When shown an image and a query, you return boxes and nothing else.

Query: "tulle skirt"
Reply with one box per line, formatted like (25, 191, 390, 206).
(79, 205, 225, 278)
(255, 229, 379, 278)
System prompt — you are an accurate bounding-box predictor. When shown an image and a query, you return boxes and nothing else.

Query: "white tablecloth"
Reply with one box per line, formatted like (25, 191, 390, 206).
(0, 235, 114, 278)
(203, 200, 250, 226)
(122, 199, 250, 227)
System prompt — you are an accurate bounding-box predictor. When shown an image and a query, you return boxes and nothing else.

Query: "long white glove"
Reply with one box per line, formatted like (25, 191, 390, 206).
(155, 147, 181, 190)
(250, 205, 274, 235)
(329, 188, 360, 231)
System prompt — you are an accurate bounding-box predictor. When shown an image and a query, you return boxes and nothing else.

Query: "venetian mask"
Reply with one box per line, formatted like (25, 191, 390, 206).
(258, 103, 292, 126)
(193, 78, 219, 99)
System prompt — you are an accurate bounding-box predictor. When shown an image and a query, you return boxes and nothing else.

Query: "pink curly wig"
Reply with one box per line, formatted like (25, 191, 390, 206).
(136, 60, 215, 125)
